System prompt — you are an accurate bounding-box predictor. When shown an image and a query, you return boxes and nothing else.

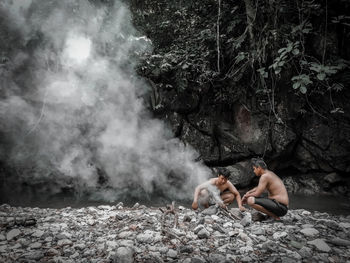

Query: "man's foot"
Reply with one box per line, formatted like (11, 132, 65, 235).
(252, 212, 269, 222)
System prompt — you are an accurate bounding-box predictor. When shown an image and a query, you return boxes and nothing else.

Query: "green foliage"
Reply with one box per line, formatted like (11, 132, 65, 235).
(291, 74, 312, 94)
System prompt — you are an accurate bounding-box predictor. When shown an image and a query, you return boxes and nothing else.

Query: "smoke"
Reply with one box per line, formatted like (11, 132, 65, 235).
(0, 0, 210, 203)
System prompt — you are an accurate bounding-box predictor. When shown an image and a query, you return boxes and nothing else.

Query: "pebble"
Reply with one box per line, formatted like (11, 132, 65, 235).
(0, 204, 349, 262)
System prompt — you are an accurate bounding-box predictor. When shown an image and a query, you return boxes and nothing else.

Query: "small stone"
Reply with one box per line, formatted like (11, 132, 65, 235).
(327, 237, 350, 247)
(300, 228, 319, 237)
(32, 230, 45, 238)
(298, 247, 312, 258)
(132, 203, 140, 209)
(273, 231, 288, 240)
(136, 230, 154, 243)
(193, 225, 205, 234)
(251, 225, 265, 235)
(30, 242, 42, 249)
(167, 249, 178, 258)
(57, 239, 73, 246)
(6, 229, 21, 241)
(240, 246, 253, 254)
(197, 228, 210, 239)
(240, 213, 252, 227)
(339, 222, 350, 229)
(180, 245, 193, 253)
(113, 247, 134, 263)
(0, 234, 6, 241)
(208, 253, 225, 262)
(290, 240, 303, 249)
(46, 248, 60, 256)
(0, 245, 7, 253)
(202, 206, 217, 215)
(307, 239, 331, 252)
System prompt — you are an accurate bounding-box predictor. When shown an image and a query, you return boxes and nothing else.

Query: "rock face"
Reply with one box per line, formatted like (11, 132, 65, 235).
(1, 203, 350, 262)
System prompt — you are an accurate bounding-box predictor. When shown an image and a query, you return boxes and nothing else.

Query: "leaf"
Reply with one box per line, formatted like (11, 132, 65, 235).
(317, 73, 326, 80)
(274, 68, 281, 74)
(293, 82, 301, 89)
(278, 48, 286, 54)
(292, 49, 300, 55)
(300, 85, 307, 94)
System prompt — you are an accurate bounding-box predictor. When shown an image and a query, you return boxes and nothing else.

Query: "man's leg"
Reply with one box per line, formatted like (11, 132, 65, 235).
(247, 197, 280, 220)
(198, 189, 210, 208)
(220, 192, 235, 206)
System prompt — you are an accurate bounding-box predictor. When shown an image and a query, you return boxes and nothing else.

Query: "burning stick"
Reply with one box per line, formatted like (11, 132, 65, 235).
(219, 206, 240, 220)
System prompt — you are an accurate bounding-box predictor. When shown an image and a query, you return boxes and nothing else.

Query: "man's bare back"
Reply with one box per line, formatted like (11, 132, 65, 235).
(260, 170, 289, 206)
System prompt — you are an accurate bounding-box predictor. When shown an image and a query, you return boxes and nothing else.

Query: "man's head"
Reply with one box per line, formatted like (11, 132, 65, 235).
(217, 167, 230, 185)
(251, 158, 267, 176)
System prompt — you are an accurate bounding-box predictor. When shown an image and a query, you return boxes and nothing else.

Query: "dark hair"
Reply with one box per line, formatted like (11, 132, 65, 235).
(217, 167, 230, 179)
(251, 158, 267, 169)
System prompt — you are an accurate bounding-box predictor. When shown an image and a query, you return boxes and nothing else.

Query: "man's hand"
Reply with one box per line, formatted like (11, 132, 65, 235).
(241, 194, 248, 204)
(239, 206, 246, 212)
(219, 202, 227, 210)
(192, 202, 198, 210)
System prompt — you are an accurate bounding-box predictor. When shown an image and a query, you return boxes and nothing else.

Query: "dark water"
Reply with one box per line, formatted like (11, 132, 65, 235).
(1, 191, 350, 215)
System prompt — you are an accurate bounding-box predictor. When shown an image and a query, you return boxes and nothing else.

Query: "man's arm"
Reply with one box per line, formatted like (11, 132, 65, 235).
(192, 179, 215, 209)
(242, 175, 268, 201)
(227, 182, 245, 211)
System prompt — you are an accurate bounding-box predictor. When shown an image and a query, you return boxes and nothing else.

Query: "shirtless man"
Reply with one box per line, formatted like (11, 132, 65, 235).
(242, 158, 289, 220)
(192, 168, 245, 211)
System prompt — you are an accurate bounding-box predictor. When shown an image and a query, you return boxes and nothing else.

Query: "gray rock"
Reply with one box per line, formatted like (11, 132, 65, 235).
(208, 253, 225, 262)
(136, 230, 154, 243)
(57, 239, 73, 246)
(273, 231, 288, 240)
(290, 240, 303, 249)
(324, 172, 342, 184)
(180, 245, 193, 253)
(32, 230, 45, 238)
(46, 248, 60, 256)
(300, 228, 319, 237)
(193, 225, 205, 234)
(197, 228, 210, 239)
(202, 206, 217, 216)
(0, 245, 7, 253)
(6, 229, 21, 241)
(240, 213, 252, 227)
(30, 242, 42, 249)
(20, 251, 45, 261)
(327, 237, 350, 247)
(240, 245, 253, 254)
(0, 234, 5, 241)
(251, 225, 265, 235)
(167, 249, 178, 258)
(113, 247, 134, 263)
(307, 239, 331, 252)
(191, 256, 206, 263)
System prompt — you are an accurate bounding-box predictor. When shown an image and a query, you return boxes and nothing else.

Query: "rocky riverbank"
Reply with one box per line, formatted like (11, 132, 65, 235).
(0, 203, 350, 262)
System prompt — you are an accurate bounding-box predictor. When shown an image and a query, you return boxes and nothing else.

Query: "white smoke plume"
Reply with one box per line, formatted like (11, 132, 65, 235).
(0, 0, 210, 203)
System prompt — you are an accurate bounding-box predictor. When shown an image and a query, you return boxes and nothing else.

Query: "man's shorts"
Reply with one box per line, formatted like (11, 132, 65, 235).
(254, 197, 288, 217)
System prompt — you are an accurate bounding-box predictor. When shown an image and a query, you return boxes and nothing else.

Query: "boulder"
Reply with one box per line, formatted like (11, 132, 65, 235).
(224, 161, 255, 188)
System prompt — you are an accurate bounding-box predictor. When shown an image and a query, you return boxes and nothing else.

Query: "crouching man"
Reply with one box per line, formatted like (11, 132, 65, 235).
(242, 158, 289, 220)
(192, 168, 245, 211)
